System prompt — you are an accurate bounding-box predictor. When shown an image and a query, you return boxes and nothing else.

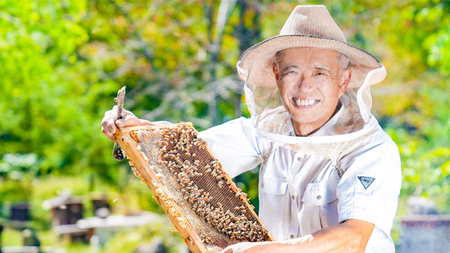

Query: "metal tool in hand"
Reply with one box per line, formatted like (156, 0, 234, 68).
(113, 86, 126, 160)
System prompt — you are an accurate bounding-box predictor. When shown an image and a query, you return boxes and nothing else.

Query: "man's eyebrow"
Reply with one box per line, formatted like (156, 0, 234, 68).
(281, 65, 301, 72)
(314, 66, 330, 71)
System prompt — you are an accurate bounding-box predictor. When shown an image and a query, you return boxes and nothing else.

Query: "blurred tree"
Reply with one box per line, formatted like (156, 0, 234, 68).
(0, 0, 263, 185)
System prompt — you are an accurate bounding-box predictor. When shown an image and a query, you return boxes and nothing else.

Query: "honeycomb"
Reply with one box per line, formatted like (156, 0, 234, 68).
(116, 123, 273, 252)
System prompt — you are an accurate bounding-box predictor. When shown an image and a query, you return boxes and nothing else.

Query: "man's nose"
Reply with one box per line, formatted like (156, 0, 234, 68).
(296, 75, 314, 92)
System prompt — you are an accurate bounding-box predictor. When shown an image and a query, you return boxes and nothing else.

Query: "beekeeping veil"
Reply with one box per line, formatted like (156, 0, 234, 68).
(236, 5, 386, 162)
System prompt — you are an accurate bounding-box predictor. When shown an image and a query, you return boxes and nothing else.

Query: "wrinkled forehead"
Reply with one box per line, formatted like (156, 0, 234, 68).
(274, 47, 341, 67)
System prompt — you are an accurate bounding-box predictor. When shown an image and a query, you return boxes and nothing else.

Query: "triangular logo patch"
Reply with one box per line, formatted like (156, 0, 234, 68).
(358, 176, 375, 189)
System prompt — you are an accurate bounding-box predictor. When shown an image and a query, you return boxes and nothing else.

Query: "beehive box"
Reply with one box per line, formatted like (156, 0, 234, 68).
(115, 123, 273, 252)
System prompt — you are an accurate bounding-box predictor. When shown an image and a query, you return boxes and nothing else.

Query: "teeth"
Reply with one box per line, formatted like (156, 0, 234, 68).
(294, 98, 318, 106)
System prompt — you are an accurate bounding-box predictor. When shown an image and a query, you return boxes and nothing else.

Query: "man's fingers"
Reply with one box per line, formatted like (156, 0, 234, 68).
(116, 118, 132, 128)
(115, 119, 124, 128)
(101, 108, 120, 141)
(116, 113, 141, 128)
(109, 123, 116, 133)
(101, 117, 116, 135)
(101, 107, 147, 142)
(221, 246, 233, 253)
(101, 126, 116, 142)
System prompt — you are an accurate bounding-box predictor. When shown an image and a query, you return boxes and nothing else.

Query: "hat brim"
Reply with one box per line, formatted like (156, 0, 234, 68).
(237, 35, 386, 89)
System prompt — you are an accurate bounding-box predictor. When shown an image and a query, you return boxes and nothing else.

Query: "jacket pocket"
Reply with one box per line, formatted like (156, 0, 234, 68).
(261, 176, 288, 195)
(259, 176, 289, 234)
(301, 180, 339, 230)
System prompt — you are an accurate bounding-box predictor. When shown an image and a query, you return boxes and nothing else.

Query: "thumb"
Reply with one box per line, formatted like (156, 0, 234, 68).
(115, 119, 124, 128)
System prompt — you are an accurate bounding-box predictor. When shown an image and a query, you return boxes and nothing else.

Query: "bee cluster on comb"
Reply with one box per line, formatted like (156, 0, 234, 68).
(156, 124, 270, 242)
(117, 123, 273, 252)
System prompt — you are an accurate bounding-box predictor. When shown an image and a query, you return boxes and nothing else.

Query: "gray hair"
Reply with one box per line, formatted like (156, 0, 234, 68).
(337, 52, 350, 76)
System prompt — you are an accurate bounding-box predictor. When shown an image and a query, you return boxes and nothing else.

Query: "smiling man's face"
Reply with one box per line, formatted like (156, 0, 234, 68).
(273, 47, 351, 136)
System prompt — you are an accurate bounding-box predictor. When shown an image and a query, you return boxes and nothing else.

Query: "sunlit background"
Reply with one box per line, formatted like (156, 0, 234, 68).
(0, 0, 449, 252)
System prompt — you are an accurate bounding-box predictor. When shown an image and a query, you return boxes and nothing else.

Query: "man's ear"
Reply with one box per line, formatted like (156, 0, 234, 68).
(273, 63, 280, 88)
(339, 68, 352, 95)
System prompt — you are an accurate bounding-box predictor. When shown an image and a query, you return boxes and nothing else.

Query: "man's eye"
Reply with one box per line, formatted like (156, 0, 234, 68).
(314, 72, 326, 76)
(282, 71, 296, 76)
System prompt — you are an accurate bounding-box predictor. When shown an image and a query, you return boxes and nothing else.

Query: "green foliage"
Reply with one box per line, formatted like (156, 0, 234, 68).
(0, 229, 23, 248)
(0, 0, 118, 183)
(235, 168, 260, 212)
(102, 224, 184, 253)
(0, 153, 38, 218)
(387, 126, 450, 213)
(366, 1, 450, 213)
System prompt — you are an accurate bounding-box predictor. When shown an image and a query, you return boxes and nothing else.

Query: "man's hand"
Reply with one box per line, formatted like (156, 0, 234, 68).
(221, 219, 374, 253)
(222, 241, 275, 253)
(101, 106, 153, 142)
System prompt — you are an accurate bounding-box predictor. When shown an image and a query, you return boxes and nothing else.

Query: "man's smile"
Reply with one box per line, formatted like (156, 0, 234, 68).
(292, 97, 320, 107)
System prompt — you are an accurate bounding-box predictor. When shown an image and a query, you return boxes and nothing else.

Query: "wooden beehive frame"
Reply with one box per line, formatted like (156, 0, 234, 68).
(115, 123, 273, 253)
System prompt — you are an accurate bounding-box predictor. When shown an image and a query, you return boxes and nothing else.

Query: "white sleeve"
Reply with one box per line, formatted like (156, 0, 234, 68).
(199, 117, 262, 178)
(336, 128, 402, 237)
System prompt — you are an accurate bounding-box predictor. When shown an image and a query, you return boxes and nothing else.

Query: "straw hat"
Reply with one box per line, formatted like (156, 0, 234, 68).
(237, 5, 386, 89)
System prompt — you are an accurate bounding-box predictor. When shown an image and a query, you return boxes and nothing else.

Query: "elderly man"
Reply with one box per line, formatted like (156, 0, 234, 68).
(102, 5, 401, 253)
